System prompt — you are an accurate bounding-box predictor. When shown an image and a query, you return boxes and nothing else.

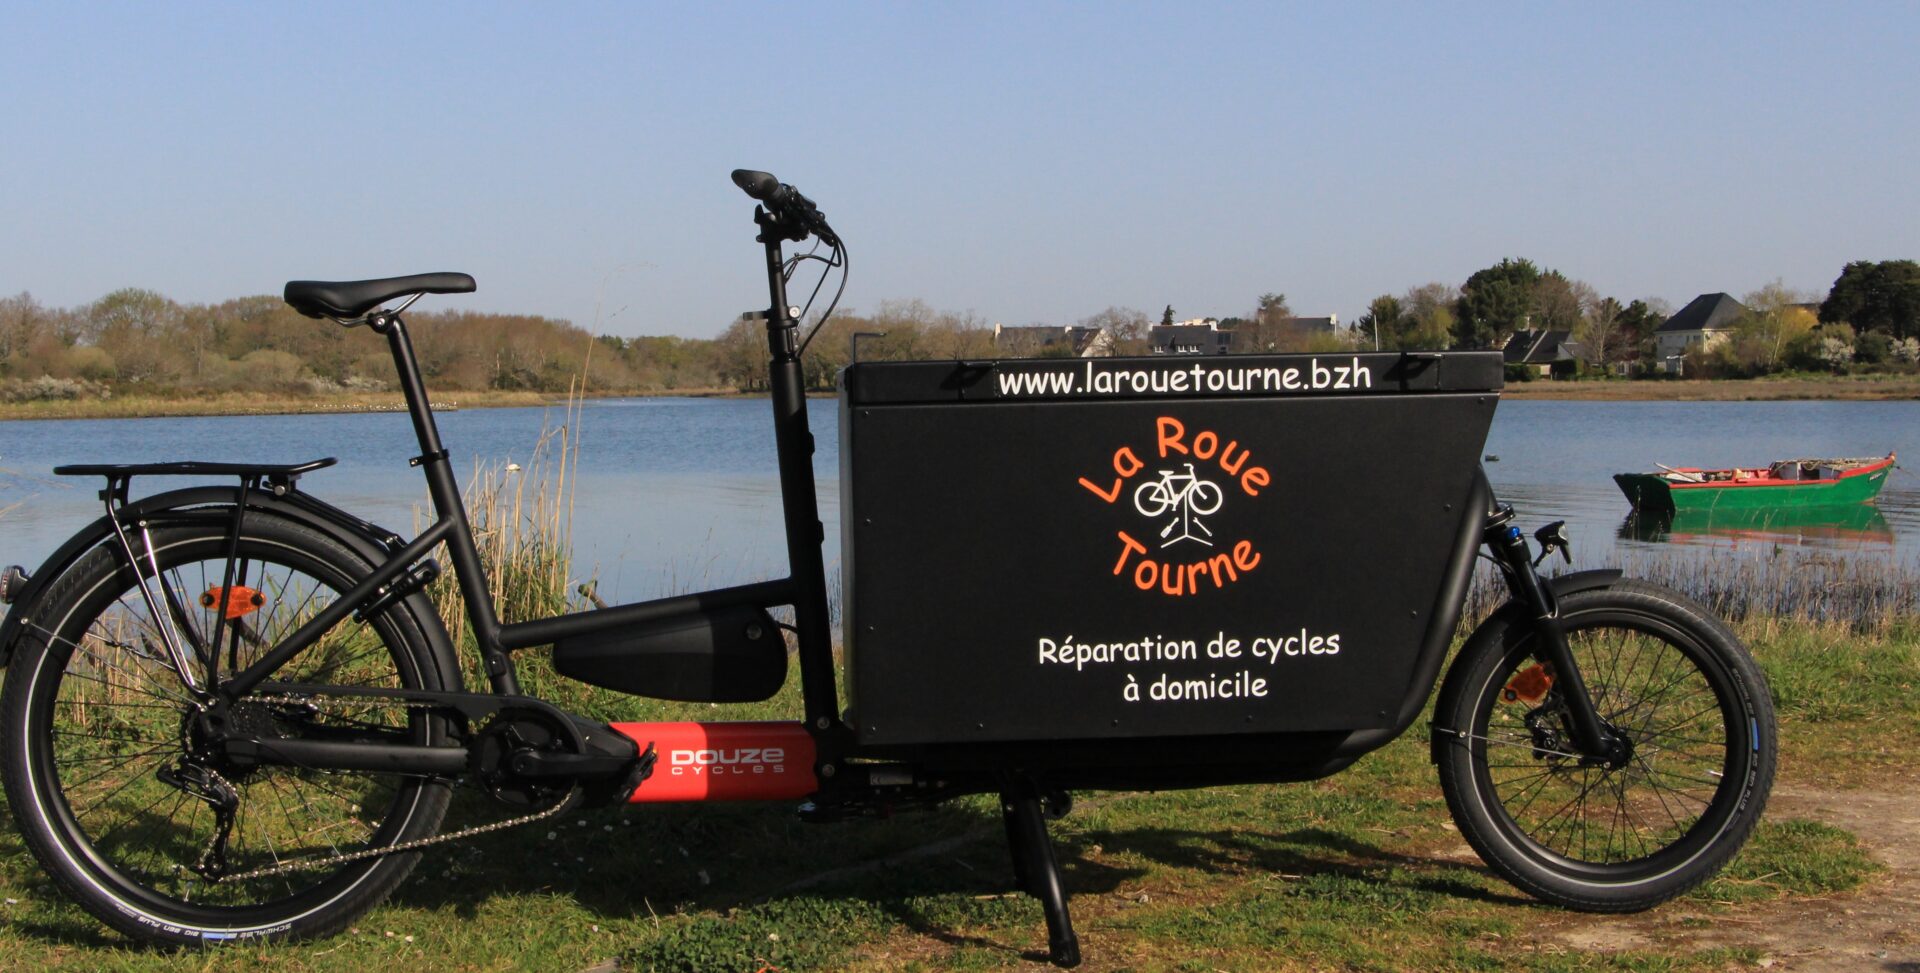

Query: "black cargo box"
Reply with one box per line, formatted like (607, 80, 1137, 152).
(839, 352, 1501, 747)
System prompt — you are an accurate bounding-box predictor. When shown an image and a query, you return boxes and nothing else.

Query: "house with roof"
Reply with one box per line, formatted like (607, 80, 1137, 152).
(1655, 293, 1747, 373)
(992, 323, 1114, 358)
(1502, 329, 1586, 379)
(1149, 320, 1232, 355)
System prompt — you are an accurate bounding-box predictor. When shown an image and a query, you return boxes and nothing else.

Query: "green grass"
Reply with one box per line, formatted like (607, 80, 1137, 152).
(1748, 618, 1920, 784)
(0, 617, 1902, 971)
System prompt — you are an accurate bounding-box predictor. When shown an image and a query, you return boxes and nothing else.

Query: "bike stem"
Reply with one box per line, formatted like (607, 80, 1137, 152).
(756, 208, 842, 735)
(1484, 505, 1619, 761)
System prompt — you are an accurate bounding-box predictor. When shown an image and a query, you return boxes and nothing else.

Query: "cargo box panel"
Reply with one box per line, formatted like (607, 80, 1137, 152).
(840, 353, 1499, 747)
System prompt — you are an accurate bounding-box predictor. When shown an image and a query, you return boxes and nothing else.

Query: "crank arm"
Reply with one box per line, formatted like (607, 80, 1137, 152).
(507, 748, 636, 777)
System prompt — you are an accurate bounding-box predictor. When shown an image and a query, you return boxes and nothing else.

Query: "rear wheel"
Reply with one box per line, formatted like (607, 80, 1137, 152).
(1434, 581, 1775, 911)
(0, 516, 457, 944)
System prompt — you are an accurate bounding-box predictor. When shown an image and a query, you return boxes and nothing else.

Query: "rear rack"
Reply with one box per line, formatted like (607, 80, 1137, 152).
(54, 459, 337, 502)
(54, 458, 336, 479)
(42, 458, 341, 696)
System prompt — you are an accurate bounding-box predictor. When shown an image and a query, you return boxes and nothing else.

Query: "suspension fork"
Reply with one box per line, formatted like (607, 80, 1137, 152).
(1483, 505, 1621, 761)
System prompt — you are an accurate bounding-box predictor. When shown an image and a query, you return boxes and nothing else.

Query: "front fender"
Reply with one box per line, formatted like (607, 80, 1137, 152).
(1547, 568, 1625, 600)
(1, 487, 454, 686)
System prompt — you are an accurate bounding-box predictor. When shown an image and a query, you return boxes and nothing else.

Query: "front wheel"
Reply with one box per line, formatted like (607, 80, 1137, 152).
(1434, 580, 1776, 911)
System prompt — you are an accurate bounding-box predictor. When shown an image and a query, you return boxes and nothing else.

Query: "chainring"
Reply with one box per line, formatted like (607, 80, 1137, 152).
(470, 707, 580, 810)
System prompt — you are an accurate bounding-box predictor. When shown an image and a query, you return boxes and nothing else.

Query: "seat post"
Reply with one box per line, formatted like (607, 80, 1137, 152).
(376, 315, 444, 472)
(376, 311, 515, 691)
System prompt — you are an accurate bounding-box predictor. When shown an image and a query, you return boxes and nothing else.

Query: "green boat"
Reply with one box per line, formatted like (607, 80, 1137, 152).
(1613, 453, 1896, 513)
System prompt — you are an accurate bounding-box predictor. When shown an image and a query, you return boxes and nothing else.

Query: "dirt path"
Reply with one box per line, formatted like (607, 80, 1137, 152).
(1544, 780, 1920, 972)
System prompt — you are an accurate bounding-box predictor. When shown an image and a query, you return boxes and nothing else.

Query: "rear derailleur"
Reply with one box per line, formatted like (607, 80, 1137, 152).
(157, 760, 240, 880)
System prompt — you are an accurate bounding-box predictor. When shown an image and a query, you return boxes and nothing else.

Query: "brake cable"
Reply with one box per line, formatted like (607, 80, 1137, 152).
(796, 237, 849, 357)
(782, 239, 824, 281)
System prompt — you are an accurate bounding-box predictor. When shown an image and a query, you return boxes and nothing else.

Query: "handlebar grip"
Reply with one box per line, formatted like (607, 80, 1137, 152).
(731, 169, 782, 202)
(731, 168, 838, 246)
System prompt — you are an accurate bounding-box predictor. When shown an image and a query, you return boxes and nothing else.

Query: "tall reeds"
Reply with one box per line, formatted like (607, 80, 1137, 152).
(1609, 549, 1919, 630)
(429, 384, 585, 651)
(1465, 548, 1920, 633)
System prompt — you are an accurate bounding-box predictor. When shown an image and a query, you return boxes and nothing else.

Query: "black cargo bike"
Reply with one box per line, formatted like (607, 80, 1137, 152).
(0, 171, 1776, 966)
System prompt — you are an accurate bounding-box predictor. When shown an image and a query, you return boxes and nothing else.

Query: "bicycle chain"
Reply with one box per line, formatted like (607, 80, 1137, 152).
(192, 693, 578, 884)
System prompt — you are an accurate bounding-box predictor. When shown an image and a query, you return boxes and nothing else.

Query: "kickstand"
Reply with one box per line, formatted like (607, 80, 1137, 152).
(1000, 781, 1080, 968)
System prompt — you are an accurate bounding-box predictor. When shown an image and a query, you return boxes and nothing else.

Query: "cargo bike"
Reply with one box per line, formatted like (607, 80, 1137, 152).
(0, 172, 1776, 966)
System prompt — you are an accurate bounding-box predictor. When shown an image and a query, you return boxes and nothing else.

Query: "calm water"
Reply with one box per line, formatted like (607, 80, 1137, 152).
(3, 398, 1916, 605)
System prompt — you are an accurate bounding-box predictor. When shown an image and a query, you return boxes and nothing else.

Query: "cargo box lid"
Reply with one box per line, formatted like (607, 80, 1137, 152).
(842, 351, 1502, 405)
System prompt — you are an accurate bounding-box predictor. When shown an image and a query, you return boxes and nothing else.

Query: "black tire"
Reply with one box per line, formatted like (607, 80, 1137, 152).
(1434, 580, 1776, 911)
(0, 516, 458, 945)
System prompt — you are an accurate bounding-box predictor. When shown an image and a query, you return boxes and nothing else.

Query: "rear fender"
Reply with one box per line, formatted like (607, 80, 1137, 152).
(0, 486, 459, 691)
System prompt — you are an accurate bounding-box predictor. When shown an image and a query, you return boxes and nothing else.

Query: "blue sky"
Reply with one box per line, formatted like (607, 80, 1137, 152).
(3, 2, 1916, 337)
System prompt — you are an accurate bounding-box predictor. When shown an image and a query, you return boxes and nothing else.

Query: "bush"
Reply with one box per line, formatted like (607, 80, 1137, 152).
(0, 375, 110, 402)
(234, 349, 308, 390)
(1854, 330, 1894, 365)
(346, 352, 397, 390)
(1815, 336, 1855, 369)
(62, 345, 117, 381)
(1782, 330, 1826, 371)
(339, 373, 391, 392)
(1502, 363, 1535, 382)
(1681, 343, 1742, 379)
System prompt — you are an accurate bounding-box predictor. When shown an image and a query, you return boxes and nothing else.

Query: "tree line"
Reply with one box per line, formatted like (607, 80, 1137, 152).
(1355, 257, 1919, 376)
(0, 289, 720, 401)
(3, 258, 1914, 401)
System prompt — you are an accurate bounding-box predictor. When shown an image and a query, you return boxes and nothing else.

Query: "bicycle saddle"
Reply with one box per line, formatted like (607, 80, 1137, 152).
(283, 273, 475, 319)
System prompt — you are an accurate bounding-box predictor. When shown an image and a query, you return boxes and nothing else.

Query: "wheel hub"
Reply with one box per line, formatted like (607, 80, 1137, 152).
(1597, 720, 1636, 769)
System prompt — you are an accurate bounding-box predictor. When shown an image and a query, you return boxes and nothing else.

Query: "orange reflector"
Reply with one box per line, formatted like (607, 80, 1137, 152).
(1502, 663, 1554, 706)
(200, 586, 265, 620)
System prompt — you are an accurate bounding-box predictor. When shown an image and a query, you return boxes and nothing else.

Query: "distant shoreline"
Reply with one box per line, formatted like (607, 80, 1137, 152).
(1500, 375, 1920, 401)
(2, 374, 1915, 421)
(0, 388, 737, 422)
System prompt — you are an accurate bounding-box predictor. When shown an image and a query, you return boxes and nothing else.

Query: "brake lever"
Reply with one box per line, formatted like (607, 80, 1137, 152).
(783, 190, 839, 247)
(1532, 520, 1571, 567)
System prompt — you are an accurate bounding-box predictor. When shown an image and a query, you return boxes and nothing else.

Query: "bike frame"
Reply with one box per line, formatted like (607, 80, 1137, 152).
(181, 205, 848, 763)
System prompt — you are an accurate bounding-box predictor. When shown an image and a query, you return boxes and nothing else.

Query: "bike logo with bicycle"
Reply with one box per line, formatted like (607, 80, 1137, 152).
(1076, 416, 1270, 597)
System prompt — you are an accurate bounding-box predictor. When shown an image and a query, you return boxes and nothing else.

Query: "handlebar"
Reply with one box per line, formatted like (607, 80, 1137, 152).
(730, 168, 839, 246)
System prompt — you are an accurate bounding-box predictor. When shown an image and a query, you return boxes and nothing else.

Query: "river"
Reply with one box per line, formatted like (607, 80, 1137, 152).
(3, 397, 1916, 606)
